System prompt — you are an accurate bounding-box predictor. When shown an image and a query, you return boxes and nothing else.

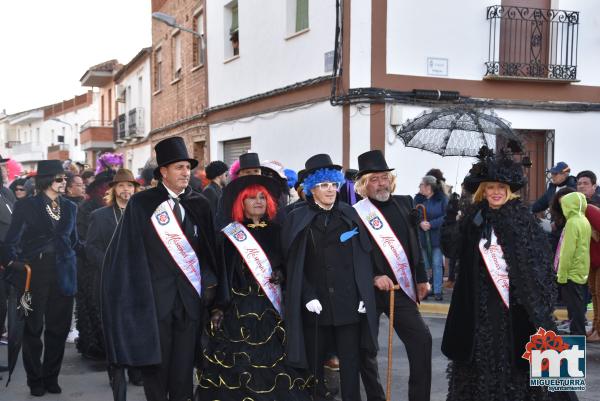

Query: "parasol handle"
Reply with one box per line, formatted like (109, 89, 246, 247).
(415, 204, 428, 222)
(24, 264, 31, 292)
(386, 284, 400, 401)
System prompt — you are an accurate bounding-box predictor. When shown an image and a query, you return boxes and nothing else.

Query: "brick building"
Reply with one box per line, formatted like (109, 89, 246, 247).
(150, 0, 209, 167)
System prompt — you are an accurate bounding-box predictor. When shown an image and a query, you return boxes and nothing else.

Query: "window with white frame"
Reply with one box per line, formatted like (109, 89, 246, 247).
(287, 0, 309, 35)
(172, 32, 182, 80)
(193, 10, 206, 67)
(224, 1, 239, 59)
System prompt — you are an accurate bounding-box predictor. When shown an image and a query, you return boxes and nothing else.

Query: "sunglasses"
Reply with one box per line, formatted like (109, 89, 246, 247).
(54, 177, 67, 183)
(314, 182, 341, 190)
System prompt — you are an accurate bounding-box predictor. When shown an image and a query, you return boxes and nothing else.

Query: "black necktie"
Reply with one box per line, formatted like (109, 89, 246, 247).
(172, 198, 183, 225)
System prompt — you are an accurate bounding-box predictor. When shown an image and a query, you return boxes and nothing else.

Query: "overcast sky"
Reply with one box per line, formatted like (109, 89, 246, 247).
(0, 0, 151, 114)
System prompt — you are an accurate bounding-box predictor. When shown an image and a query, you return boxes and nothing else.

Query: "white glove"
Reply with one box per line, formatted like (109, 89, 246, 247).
(305, 299, 322, 314)
(357, 301, 366, 314)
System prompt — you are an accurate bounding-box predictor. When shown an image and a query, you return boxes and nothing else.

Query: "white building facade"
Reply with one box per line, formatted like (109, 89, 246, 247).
(204, 0, 600, 201)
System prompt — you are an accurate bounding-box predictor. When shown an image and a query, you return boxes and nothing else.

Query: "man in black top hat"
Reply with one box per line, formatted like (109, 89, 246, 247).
(101, 136, 221, 401)
(352, 150, 431, 401)
(282, 154, 378, 401)
(237, 152, 262, 177)
(2, 160, 78, 396)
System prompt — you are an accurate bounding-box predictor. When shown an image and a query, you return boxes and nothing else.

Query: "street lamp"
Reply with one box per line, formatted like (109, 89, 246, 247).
(152, 12, 202, 38)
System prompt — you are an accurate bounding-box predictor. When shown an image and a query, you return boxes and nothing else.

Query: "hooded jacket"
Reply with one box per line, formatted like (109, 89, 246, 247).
(557, 192, 591, 285)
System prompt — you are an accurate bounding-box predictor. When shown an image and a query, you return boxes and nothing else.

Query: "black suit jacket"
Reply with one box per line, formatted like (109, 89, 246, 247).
(0, 187, 16, 241)
(85, 206, 119, 270)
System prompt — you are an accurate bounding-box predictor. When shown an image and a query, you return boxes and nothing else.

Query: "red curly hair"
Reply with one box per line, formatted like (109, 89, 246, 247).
(231, 184, 277, 223)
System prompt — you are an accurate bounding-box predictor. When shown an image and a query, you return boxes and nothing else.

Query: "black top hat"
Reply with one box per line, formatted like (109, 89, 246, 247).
(239, 153, 261, 171)
(37, 160, 64, 177)
(463, 146, 526, 193)
(221, 175, 282, 222)
(304, 154, 342, 176)
(356, 150, 394, 179)
(153, 137, 198, 179)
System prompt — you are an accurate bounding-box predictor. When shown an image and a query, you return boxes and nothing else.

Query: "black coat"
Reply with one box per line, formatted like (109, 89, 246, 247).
(531, 175, 577, 214)
(2, 194, 78, 295)
(202, 182, 222, 217)
(0, 187, 16, 242)
(281, 200, 378, 369)
(86, 206, 120, 270)
(363, 196, 427, 309)
(440, 199, 557, 366)
(101, 183, 222, 367)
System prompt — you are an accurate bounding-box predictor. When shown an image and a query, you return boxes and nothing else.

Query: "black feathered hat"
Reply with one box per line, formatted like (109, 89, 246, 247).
(463, 146, 526, 193)
(205, 161, 229, 180)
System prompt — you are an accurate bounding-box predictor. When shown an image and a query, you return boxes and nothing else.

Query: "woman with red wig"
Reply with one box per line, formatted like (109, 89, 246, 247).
(197, 175, 311, 401)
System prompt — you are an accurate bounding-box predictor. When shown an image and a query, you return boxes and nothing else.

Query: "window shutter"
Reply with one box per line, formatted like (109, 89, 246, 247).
(295, 0, 309, 32)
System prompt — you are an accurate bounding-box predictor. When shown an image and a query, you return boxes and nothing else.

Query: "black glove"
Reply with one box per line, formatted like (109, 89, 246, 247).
(210, 309, 224, 332)
(269, 269, 284, 285)
(445, 193, 460, 221)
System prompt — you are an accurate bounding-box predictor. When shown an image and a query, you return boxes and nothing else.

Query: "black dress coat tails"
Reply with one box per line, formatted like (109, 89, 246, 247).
(101, 183, 221, 367)
(281, 200, 378, 369)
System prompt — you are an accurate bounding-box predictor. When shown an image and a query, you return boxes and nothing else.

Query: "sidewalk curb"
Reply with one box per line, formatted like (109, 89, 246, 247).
(419, 302, 592, 321)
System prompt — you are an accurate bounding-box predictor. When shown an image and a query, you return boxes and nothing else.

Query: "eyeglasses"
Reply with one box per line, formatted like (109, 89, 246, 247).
(314, 182, 341, 190)
(54, 177, 67, 183)
(15, 187, 25, 192)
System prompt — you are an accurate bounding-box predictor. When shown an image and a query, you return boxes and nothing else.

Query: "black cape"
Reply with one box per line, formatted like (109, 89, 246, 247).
(101, 183, 223, 366)
(281, 200, 378, 369)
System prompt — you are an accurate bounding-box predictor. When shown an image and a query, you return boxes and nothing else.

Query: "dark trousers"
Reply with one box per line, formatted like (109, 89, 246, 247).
(361, 291, 432, 401)
(0, 276, 7, 334)
(23, 255, 74, 388)
(304, 323, 362, 401)
(561, 281, 587, 336)
(141, 295, 199, 401)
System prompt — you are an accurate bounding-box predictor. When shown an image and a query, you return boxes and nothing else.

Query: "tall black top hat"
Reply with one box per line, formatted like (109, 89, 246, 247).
(37, 160, 64, 177)
(239, 153, 261, 171)
(153, 137, 198, 179)
(356, 150, 394, 179)
(304, 154, 342, 176)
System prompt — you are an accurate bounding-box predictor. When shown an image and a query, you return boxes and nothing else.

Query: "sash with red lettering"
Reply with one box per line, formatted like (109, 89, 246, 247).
(354, 198, 417, 303)
(478, 230, 510, 308)
(150, 200, 202, 297)
(222, 221, 283, 316)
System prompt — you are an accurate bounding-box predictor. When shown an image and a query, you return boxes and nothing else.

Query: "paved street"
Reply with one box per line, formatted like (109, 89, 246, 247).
(1, 315, 598, 400)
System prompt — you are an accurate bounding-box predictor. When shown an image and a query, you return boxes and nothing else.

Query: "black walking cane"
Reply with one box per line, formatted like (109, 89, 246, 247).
(313, 313, 319, 399)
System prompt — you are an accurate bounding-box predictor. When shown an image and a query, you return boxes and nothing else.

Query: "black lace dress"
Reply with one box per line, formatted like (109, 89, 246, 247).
(197, 222, 311, 401)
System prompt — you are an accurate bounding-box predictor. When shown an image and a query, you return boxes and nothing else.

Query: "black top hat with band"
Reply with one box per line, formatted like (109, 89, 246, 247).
(221, 175, 282, 222)
(239, 153, 261, 171)
(37, 160, 64, 177)
(304, 154, 342, 176)
(153, 137, 198, 179)
(356, 150, 394, 179)
(463, 146, 526, 193)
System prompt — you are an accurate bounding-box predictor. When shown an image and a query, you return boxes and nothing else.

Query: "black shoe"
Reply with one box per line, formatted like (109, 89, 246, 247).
(434, 293, 443, 301)
(30, 386, 46, 397)
(45, 383, 62, 394)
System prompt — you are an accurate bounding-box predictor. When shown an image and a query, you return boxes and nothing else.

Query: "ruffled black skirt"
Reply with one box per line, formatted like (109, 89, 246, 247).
(197, 270, 311, 401)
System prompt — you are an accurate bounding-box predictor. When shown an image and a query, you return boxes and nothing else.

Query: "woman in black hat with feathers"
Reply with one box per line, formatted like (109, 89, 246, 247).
(198, 174, 311, 401)
(441, 146, 573, 401)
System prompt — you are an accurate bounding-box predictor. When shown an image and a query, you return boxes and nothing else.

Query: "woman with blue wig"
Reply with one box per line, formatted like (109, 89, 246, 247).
(281, 154, 378, 401)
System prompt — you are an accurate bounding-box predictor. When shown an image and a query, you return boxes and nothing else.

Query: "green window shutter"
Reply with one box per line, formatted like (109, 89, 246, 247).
(295, 0, 309, 32)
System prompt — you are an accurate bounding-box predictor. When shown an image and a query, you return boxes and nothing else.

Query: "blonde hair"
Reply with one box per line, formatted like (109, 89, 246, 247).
(473, 181, 519, 204)
(354, 172, 397, 198)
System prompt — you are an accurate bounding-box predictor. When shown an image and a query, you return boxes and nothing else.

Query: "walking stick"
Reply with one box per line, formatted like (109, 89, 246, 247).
(386, 285, 400, 401)
(313, 313, 319, 399)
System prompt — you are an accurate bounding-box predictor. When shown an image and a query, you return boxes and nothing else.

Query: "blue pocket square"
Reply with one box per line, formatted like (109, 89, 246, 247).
(340, 227, 359, 243)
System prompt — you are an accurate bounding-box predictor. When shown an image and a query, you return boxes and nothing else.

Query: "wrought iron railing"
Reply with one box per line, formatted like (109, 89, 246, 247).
(127, 107, 144, 137)
(117, 113, 127, 140)
(485, 5, 579, 80)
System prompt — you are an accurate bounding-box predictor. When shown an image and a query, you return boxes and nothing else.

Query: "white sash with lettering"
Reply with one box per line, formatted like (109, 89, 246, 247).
(222, 222, 283, 316)
(150, 200, 202, 297)
(354, 198, 417, 303)
(479, 230, 509, 309)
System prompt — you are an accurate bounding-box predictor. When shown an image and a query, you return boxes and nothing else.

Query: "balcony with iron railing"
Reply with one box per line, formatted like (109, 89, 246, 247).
(485, 5, 579, 82)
